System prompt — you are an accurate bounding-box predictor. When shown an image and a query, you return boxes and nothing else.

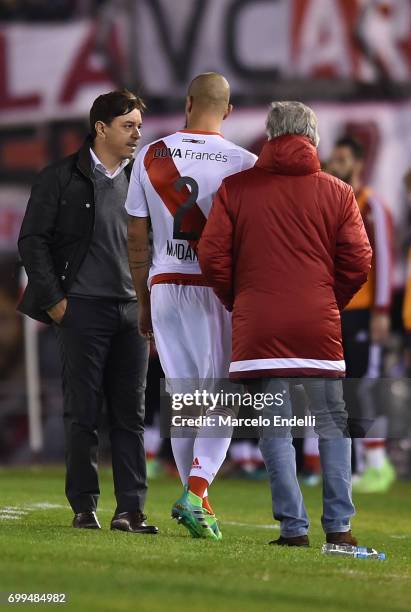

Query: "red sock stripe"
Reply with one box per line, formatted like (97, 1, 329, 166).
(364, 441, 386, 449)
(188, 475, 209, 499)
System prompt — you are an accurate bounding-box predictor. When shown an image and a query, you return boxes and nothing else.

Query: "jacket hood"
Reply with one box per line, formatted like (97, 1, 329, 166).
(256, 134, 321, 176)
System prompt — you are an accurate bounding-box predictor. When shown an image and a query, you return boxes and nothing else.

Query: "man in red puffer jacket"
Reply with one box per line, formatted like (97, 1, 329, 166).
(198, 101, 372, 548)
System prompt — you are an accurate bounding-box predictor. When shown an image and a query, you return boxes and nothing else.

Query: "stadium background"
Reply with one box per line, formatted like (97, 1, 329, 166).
(0, 3, 410, 611)
(1, 0, 411, 477)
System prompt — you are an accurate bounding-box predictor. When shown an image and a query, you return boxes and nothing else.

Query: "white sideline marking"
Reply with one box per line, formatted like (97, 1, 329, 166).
(0, 502, 68, 522)
(224, 521, 280, 530)
(339, 569, 405, 580)
(390, 535, 410, 539)
(0, 507, 29, 520)
(0, 502, 113, 523)
(24, 503, 112, 513)
(2, 506, 24, 510)
(24, 503, 67, 510)
(2, 505, 283, 531)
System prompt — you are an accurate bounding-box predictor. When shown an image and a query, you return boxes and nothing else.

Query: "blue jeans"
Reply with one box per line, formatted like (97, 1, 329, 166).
(250, 378, 355, 537)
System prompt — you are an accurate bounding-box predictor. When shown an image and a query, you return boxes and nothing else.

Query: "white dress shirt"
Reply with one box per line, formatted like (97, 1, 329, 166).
(89, 148, 130, 179)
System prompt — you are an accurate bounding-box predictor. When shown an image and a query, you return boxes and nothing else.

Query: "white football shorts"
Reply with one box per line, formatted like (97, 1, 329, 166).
(150, 283, 232, 394)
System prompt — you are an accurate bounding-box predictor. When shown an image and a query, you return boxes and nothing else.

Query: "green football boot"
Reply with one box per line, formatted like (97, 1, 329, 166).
(146, 458, 164, 480)
(352, 458, 396, 494)
(203, 508, 222, 541)
(171, 487, 218, 540)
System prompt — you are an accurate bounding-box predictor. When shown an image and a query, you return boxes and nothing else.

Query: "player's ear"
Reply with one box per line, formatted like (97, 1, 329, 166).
(95, 120, 106, 139)
(223, 104, 233, 121)
(185, 96, 193, 115)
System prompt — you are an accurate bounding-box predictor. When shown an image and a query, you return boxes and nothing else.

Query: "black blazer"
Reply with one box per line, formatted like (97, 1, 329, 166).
(17, 138, 133, 323)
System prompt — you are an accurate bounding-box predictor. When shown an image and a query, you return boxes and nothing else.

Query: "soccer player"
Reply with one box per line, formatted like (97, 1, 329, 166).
(125, 73, 257, 539)
(328, 136, 395, 493)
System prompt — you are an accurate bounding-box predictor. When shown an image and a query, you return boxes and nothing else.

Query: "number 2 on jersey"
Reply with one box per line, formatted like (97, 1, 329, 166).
(173, 176, 200, 241)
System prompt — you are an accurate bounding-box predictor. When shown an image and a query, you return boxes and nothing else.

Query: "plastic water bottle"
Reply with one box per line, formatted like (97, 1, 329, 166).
(322, 543, 386, 560)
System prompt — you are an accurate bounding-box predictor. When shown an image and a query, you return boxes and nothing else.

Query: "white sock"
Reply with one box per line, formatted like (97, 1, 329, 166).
(190, 436, 232, 484)
(189, 411, 233, 484)
(365, 444, 387, 470)
(170, 426, 196, 486)
(144, 425, 161, 458)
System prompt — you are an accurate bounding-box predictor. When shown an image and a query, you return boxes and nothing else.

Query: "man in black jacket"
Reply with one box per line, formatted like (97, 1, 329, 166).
(18, 89, 158, 534)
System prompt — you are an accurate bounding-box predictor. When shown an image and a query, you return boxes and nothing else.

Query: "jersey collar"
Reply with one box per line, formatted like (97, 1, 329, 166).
(178, 129, 223, 137)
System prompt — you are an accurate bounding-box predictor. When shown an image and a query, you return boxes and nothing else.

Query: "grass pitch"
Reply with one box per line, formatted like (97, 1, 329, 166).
(0, 467, 410, 611)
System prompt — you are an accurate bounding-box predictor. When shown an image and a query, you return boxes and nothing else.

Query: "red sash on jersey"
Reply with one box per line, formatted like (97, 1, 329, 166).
(144, 141, 207, 252)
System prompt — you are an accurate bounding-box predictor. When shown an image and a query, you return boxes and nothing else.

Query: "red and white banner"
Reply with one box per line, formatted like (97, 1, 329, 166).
(1, 0, 411, 125)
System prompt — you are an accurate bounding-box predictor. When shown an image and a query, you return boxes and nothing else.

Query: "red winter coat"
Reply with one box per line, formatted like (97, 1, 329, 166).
(198, 135, 372, 379)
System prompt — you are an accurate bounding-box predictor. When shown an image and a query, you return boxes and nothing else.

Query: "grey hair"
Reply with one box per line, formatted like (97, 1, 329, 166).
(266, 101, 320, 147)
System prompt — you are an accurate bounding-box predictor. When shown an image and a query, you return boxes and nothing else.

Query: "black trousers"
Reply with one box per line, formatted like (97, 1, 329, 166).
(55, 297, 149, 514)
(341, 308, 371, 378)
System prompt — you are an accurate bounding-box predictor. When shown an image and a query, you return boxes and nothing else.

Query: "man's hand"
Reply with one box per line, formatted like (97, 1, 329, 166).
(138, 300, 153, 339)
(47, 298, 67, 324)
(370, 311, 390, 344)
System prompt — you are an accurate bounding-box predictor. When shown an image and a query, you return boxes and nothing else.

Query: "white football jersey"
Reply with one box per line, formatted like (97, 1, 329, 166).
(125, 130, 257, 286)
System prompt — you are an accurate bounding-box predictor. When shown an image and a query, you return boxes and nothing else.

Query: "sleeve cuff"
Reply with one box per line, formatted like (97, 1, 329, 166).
(42, 295, 65, 312)
(125, 208, 149, 218)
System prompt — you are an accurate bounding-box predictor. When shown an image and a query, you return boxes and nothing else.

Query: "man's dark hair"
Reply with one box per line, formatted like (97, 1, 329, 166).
(335, 136, 364, 160)
(89, 89, 146, 140)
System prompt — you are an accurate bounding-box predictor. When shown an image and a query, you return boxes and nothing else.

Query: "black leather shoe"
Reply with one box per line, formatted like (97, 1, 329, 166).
(269, 535, 310, 547)
(110, 511, 158, 534)
(72, 511, 101, 529)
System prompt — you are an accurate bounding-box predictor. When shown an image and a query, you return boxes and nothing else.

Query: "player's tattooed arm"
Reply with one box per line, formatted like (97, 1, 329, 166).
(127, 215, 152, 337)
